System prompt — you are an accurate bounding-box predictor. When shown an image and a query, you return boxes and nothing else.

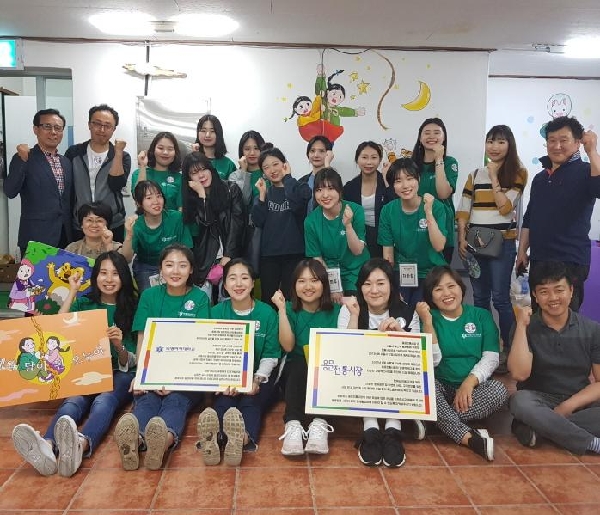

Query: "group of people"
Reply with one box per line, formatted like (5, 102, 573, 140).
(5, 107, 600, 476)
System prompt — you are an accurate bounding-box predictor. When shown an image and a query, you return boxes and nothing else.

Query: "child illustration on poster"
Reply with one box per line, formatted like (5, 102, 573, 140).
(0, 310, 112, 407)
(8, 242, 93, 315)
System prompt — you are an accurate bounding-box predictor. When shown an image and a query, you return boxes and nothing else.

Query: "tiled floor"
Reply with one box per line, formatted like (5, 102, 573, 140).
(0, 375, 599, 514)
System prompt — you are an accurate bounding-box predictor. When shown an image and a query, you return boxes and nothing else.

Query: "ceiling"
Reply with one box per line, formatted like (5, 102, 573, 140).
(1, 0, 600, 52)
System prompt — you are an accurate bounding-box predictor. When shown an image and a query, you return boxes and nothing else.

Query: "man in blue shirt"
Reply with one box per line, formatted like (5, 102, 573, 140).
(516, 117, 600, 310)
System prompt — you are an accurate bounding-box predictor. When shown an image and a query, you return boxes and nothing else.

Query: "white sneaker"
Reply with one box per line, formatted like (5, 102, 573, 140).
(12, 424, 57, 476)
(304, 418, 334, 454)
(55, 415, 84, 477)
(279, 420, 305, 456)
(413, 420, 427, 440)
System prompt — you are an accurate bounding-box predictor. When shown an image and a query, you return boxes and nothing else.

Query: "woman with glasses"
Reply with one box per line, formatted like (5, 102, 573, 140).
(65, 202, 126, 259)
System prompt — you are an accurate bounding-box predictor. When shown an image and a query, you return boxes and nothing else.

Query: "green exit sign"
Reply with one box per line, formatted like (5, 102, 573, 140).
(0, 39, 23, 70)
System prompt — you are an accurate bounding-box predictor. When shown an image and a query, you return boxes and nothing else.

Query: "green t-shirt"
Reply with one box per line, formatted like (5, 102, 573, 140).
(211, 299, 281, 372)
(131, 168, 182, 211)
(285, 301, 341, 361)
(432, 304, 499, 386)
(418, 156, 458, 247)
(132, 209, 193, 266)
(212, 156, 237, 181)
(378, 198, 447, 278)
(132, 285, 211, 333)
(304, 200, 370, 292)
(72, 297, 137, 371)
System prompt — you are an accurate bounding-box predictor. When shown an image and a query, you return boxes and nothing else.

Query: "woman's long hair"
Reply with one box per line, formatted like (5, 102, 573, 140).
(87, 251, 137, 337)
(181, 152, 230, 223)
(486, 125, 524, 189)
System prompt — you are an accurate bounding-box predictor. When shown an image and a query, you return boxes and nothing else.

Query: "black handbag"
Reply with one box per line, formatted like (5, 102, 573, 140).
(466, 226, 503, 258)
(465, 168, 504, 258)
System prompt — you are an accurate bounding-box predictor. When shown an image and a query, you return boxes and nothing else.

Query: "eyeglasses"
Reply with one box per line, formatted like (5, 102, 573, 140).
(38, 123, 65, 133)
(90, 120, 115, 131)
(82, 217, 106, 226)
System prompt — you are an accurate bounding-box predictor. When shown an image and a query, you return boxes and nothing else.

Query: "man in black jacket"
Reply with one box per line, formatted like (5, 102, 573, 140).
(66, 104, 131, 242)
(4, 108, 73, 255)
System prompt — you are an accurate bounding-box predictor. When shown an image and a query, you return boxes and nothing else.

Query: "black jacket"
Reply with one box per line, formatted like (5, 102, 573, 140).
(187, 182, 247, 284)
(342, 172, 395, 231)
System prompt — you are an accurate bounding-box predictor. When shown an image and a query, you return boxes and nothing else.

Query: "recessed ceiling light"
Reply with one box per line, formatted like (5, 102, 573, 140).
(564, 36, 600, 58)
(173, 14, 239, 37)
(89, 13, 155, 36)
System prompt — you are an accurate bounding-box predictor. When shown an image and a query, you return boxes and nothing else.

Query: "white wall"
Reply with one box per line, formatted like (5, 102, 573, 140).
(18, 41, 488, 189)
(487, 77, 600, 238)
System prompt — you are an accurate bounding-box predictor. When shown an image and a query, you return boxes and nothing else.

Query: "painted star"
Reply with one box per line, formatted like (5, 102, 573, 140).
(287, 83, 293, 88)
(355, 56, 361, 61)
(350, 95, 356, 100)
(357, 80, 370, 95)
(349, 71, 359, 82)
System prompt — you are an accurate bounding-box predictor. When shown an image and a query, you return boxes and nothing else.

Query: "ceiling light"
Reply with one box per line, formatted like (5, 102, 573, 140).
(173, 14, 239, 37)
(564, 36, 600, 58)
(89, 13, 155, 36)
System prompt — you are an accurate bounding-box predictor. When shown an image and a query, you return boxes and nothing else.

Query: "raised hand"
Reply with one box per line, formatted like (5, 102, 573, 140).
(16, 144, 30, 162)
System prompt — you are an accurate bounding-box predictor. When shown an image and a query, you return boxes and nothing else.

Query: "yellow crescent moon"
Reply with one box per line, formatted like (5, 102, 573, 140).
(402, 81, 431, 111)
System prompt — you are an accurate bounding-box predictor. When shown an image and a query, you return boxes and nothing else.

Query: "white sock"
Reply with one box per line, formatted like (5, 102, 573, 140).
(384, 419, 401, 431)
(363, 418, 379, 431)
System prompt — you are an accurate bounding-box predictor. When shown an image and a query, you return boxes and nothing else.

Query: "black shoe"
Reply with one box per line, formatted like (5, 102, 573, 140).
(355, 428, 383, 466)
(511, 419, 537, 447)
(382, 427, 406, 468)
(468, 429, 494, 461)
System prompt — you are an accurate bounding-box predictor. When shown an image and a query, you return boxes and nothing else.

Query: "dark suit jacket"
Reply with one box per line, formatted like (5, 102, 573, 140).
(4, 144, 73, 249)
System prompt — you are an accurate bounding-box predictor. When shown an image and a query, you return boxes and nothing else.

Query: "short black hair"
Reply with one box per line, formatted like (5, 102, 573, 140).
(306, 135, 332, 157)
(423, 266, 467, 309)
(354, 141, 383, 162)
(88, 104, 119, 126)
(77, 201, 113, 227)
(386, 157, 420, 186)
(530, 261, 573, 291)
(545, 116, 584, 140)
(238, 130, 265, 159)
(33, 108, 66, 128)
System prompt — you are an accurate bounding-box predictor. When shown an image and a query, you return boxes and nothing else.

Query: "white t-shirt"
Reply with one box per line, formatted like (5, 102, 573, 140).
(87, 147, 108, 201)
(361, 193, 376, 228)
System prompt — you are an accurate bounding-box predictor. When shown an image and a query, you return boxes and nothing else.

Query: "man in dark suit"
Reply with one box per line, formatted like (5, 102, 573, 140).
(3, 108, 73, 255)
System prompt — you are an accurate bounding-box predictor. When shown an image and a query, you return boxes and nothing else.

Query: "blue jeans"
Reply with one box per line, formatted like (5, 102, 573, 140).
(213, 375, 277, 444)
(131, 391, 203, 447)
(470, 238, 516, 348)
(132, 259, 159, 295)
(44, 370, 134, 457)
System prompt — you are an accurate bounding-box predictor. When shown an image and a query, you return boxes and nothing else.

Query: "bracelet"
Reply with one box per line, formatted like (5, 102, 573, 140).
(435, 160, 444, 166)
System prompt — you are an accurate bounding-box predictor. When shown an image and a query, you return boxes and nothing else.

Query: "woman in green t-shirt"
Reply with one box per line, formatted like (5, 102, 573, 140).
(304, 168, 370, 303)
(114, 244, 210, 471)
(378, 158, 447, 309)
(411, 118, 459, 263)
(12, 251, 138, 478)
(423, 266, 508, 462)
(121, 180, 192, 294)
(197, 258, 281, 467)
(193, 114, 236, 180)
(272, 258, 339, 457)
(131, 132, 183, 211)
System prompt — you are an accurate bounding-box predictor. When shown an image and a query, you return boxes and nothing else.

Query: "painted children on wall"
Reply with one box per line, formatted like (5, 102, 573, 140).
(288, 95, 322, 142)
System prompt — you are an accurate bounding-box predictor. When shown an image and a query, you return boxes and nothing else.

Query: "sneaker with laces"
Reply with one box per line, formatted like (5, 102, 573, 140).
(279, 420, 306, 456)
(223, 407, 245, 466)
(143, 417, 169, 470)
(382, 427, 406, 467)
(304, 418, 334, 454)
(511, 419, 537, 447)
(468, 429, 494, 461)
(197, 407, 221, 466)
(12, 424, 57, 476)
(356, 427, 383, 466)
(114, 413, 140, 471)
(55, 415, 84, 477)
(412, 420, 426, 440)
